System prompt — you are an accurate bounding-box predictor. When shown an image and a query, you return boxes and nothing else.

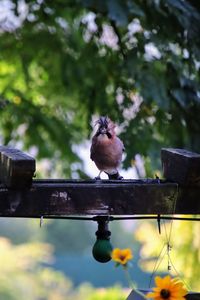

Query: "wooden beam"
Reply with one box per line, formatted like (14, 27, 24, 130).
(0, 146, 35, 188)
(0, 179, 199, 217)
(0, 146, 200, 217)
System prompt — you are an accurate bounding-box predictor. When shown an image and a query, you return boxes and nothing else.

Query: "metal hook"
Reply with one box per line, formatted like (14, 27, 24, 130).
(167, 243, 172, 271)
(155, 174, 160, 184)
(40, 216, 44, 228)
(155, 175, 161, 235)
(157, 214, 161, 234)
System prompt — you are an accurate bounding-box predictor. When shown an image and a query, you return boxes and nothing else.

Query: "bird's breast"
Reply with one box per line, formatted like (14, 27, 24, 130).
(91, 135, 123, 170)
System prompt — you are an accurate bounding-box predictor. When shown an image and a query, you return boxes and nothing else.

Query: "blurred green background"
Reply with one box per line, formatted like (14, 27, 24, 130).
(0, 0, 200, 298)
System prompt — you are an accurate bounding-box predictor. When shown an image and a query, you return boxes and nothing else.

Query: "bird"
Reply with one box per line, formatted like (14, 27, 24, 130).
(90, 116, 124, 180)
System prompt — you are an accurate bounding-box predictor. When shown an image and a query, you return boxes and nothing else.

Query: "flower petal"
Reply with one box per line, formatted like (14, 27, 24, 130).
(152, 287, 161, 292)
(122, 248, 133, 260)
(171, 289, 188, 297)
(170, 297, 186, 300)
(162, 275, 171, 288)
(149, 275, 187, 300)
(155, 276, 163, 287)
(146, 292, 157, 298)
(111, 248, 133, 265)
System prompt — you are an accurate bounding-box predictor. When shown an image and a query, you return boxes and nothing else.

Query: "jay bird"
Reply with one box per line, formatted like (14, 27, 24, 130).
(90, 116, 124, 179)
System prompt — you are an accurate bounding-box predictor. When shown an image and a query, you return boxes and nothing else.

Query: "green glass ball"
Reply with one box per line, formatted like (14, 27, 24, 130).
(92, 239, 113, 263)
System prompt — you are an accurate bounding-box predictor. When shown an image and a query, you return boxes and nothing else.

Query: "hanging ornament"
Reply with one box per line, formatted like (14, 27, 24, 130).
(92, 217, 113, 263)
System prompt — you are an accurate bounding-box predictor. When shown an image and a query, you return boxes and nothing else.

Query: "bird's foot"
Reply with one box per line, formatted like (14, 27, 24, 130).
(95, 171, 102, 180)
(107, 172, 123, 180)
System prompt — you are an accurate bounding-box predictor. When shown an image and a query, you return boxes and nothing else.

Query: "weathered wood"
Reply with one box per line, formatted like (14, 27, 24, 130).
(161, 148, 200, 186)
(0, 146, 35, 188)
(0, 146, 199, 217)
(0, 179, 199, 217)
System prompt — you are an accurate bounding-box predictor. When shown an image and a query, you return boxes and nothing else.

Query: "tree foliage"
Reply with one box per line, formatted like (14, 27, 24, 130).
(0, 0, 200, 176)
(0, 237, 127, 299)
(0, 237, 73, 299)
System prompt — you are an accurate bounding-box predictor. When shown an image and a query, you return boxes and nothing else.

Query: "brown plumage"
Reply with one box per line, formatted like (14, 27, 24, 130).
(90, 116, 124, 179)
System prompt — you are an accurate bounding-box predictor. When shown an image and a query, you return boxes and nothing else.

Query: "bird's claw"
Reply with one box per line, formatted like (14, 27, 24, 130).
(107, 172, 124, 180)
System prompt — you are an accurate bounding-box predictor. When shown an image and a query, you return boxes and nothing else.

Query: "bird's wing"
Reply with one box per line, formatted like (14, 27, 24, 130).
(118, 137, 125, 152)
(90, 137, 96, 161)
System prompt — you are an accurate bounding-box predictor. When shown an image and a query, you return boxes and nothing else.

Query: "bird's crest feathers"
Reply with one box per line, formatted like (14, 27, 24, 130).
(94, 116, 116, 130)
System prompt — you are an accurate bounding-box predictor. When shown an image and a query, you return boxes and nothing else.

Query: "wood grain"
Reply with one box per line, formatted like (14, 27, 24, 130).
(0, 146, 35, 188)
(0, 179, 199, 217)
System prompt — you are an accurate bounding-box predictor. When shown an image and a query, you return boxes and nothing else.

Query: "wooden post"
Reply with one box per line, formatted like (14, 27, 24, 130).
(161, 148, 200, 213)
(161, 148, 200, 186)
(0, 146, 35, 188)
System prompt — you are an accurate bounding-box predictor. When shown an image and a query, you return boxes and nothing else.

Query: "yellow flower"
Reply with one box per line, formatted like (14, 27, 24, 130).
(146, 275, 188, 300)
(111, 248, 133, 265)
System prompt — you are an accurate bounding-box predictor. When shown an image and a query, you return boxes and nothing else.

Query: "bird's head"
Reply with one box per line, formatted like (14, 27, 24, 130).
(95, 116, 116, 138)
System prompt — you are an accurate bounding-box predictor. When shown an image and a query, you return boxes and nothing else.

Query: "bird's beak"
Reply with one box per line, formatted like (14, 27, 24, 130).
(99, 128, 107, 134)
